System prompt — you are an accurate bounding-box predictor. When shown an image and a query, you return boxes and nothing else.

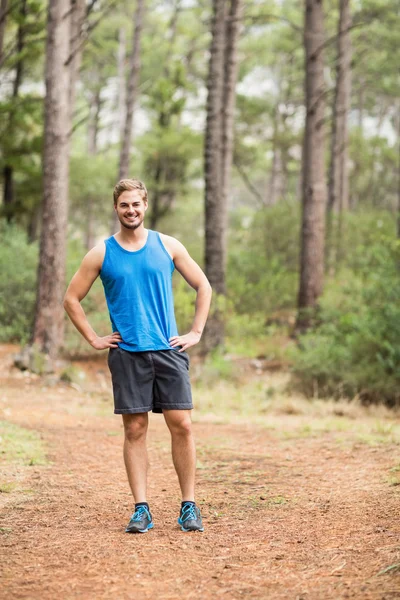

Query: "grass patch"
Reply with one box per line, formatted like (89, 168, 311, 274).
(0, 420, 47, 466)
(376, 563, 400, 576)
(0, 482, 17, 493)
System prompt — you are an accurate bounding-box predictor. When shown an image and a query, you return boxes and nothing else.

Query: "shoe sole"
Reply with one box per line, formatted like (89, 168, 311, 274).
(125, 522, 154, 534)
(179, 525, 204, 532)
(178, 519, 204, 532)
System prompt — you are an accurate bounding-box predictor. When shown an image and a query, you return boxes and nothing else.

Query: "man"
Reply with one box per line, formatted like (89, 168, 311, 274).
(63, 178, 212, 534)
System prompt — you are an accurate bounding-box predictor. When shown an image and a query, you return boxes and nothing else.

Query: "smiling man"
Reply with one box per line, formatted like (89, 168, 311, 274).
(64, 178, 212, 533)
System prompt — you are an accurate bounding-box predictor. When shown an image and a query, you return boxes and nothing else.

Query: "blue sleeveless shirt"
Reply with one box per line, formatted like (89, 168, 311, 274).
(100, 230, 178, 352)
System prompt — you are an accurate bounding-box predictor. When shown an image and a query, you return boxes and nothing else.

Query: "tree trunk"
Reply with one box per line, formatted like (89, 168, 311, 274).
(268, 103, 284, 206)
(85, 86, 101, 250)
(117, 27, 126, 141)
(296, 0, 327, 332)
(111, 0, 145, 234)
(3, 165, 13, 222)
(203, 0, 227, 349)
(221, 0, 242, 242)
(397, 102, 400, 239)
(0, 0, 8, 66)
(2, 0, 27, 219)
(32, 0, 85, 360)
(327, 0, 352, 215)
(68, 0, 86, 113)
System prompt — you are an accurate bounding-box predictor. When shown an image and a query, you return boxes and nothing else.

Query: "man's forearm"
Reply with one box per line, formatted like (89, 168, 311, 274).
(63, 298, 98, 346)
(191, 283, 212, 337)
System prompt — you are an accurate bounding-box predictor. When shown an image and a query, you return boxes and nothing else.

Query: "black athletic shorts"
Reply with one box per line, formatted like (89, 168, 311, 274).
(108, 347, 193, 414)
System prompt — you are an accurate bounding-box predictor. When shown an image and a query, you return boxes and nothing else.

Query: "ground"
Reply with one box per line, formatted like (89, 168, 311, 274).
(1, 345, 400, 599)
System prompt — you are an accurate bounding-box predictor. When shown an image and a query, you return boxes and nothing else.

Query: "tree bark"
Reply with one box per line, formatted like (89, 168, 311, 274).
(297, 0, 327, 332)
(203, 0, 227, 349)
(68, 0, 86, 113)
(111, 0, 145, 234)
(0, 0, 8, 67)
(32, 0, 71, 358)
(221, 0, 242, 244)
(397, 102, 400, 239)
(3, 164, 13, 222)
(327, 0, 352, 215)
(2, 0, 27, 220)
(117, 26, 126, 141)
(85, 85, 101, 250)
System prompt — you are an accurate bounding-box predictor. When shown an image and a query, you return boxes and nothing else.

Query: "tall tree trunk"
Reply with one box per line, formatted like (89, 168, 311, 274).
(326, 0, 352, 270)
(3, 165, 13, 222)
(32, 0, 71, 359)
(296, 0, 327, 332)
(221, 0, 242, 243)
(0, 0, 8, 66)
(203, 0, 227, 349)
(68, 0, 86, 112)
(86, 85, 101, 250)
(117, 27, 126, 141)
(268, 102, 284, 206)
(111, 0, 145, 234)
(2, 0, 27, 220)
(327, 0, 352, 214)
(397, 102, 400, 239)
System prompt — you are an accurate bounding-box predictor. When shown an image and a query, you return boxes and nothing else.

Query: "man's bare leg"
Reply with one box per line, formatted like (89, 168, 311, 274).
(122, 413, 149, 503)
(163, 409, 196, 501)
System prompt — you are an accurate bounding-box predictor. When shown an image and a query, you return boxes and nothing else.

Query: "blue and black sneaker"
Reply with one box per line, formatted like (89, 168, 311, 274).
(178, 502, 204, 532)
(125, 505, 154, 533)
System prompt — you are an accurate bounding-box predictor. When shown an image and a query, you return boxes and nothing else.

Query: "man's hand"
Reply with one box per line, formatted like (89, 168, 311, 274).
(169, 331, 201, 352)
(90, 332, 122, 350)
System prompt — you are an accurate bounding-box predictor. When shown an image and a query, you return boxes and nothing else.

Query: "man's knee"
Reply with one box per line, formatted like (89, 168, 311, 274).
(166, 412, 192, 437)
(123, 413, 148, 442)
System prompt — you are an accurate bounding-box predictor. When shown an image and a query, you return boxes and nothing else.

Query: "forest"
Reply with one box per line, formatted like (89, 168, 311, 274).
(0, 0, 399, 404)
(2, 2, 400, 598)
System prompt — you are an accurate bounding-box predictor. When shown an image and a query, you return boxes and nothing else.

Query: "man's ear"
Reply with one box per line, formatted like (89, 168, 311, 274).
(144, 202, 148, 212)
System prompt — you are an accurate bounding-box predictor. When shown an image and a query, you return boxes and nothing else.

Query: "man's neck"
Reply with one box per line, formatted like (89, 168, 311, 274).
(117, 224, 147, 245)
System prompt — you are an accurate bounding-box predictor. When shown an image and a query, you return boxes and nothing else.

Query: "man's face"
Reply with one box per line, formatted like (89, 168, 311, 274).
(115, 190, 148, 230)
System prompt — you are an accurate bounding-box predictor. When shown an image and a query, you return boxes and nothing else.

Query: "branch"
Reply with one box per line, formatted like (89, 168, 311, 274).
(311, 19, 377, 60)
(0, 0, 23, 25)
(86, 0, 100, 17)
(233, 159, 264, 206)
(64, 0, 119, 67)
(244, 12, 302, 32)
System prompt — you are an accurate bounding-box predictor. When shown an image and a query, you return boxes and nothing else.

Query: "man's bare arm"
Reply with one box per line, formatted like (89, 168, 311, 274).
(63, 243, 122, 350)
(161, 235, 212, 352)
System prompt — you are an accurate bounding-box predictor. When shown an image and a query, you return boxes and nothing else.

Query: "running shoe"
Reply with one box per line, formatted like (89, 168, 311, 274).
(125, 505, 154, 533)
(178, 502, 204, 532)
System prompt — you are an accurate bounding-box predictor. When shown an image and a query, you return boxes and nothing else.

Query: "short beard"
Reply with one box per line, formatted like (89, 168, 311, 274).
(119, 216, 144, 231)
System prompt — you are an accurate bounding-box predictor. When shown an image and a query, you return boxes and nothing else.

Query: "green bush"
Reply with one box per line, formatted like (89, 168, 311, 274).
(0, 223, 38, 343)
(291, 235, 400, 405)
(227, 202, 299, 315)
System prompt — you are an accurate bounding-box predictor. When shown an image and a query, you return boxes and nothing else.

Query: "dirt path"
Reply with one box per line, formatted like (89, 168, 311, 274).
(1, 351, 400, 599)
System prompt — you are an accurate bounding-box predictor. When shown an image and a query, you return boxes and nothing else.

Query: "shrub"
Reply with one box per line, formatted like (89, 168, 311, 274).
(0, 223, 38, 343)
(291, 236, 400, 405)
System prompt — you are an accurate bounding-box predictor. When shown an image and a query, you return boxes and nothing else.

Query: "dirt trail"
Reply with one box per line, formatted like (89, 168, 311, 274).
(1, 350, 400, 599)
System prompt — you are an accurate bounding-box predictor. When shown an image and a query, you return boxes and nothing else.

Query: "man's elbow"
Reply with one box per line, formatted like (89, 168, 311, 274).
(63, 293, 77, 313)
(202, 280, 212, 296)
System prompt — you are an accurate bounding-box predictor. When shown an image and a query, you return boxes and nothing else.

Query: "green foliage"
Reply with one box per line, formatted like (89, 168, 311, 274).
(291, 233, 400, 404)
(227, 202, 299, 315)
(0, 224, 38, 343)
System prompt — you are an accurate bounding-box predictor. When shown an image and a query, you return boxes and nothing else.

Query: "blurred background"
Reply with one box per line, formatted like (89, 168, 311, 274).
(0, 0, 399, 405)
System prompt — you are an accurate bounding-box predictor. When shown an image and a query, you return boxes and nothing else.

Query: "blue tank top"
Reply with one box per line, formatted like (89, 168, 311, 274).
(100, 230, 179, 352)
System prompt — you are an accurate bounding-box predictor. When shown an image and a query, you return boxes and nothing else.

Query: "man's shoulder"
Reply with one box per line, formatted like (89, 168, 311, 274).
(83, 240, 106, 270)
(157, 233, 186, 260)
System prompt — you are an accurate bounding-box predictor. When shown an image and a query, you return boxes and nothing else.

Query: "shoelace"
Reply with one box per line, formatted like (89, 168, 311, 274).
(131, 506, 150, 522)
(181, 503, 197, 522)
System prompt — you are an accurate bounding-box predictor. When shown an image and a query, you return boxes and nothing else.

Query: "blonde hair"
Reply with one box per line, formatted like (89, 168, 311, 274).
(113, 179, 148, 205)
